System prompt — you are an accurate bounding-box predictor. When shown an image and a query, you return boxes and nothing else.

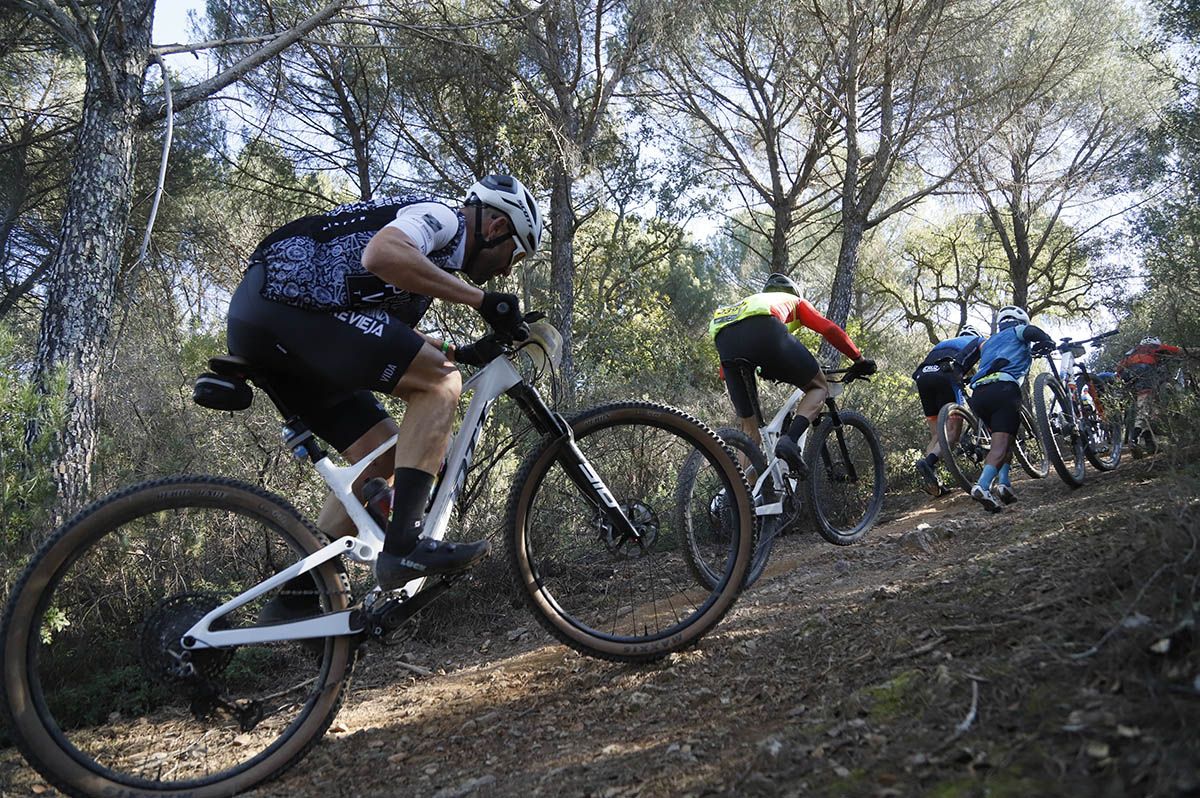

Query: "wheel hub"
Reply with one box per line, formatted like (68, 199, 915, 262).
(596, 501, 659, 557)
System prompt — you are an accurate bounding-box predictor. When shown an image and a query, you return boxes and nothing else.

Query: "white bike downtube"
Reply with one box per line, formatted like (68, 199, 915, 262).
(393, 357, 522, 597)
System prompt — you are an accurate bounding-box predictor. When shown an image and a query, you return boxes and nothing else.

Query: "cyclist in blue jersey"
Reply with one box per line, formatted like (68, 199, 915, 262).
(966, 305, 1054, 511)
(226, 175, 542, 597)
(913, 324, 985, 496)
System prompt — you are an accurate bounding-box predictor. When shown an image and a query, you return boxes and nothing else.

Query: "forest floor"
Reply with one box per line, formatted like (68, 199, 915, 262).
(4, 451, 1199, 797)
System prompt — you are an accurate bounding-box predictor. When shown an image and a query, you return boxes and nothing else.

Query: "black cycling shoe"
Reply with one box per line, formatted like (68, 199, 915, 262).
(915, 459, 942, 497)
(774, 436, 809, 480)
(375, 538, 491, 591)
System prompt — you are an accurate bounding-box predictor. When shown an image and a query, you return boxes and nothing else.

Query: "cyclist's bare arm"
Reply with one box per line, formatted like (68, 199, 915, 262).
(363, 226, 484, 309)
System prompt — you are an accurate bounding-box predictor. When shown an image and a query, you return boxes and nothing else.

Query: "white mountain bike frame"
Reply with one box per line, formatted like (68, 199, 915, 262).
(747, 380, 845, 518)
(181, 352, 631, 652)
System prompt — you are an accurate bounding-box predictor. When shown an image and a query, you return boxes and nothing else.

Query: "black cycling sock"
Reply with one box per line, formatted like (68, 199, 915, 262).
(925, 452, 940, 466)
(384, 468, 435, 556)
(785, 415, 811, 442)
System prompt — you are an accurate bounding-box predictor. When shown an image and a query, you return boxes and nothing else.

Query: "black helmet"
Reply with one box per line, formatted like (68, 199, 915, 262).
(762, 272, 801, 296)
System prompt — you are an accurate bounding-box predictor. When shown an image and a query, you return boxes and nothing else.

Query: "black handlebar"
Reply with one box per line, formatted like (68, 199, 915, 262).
(1055, 328, 1119, 352)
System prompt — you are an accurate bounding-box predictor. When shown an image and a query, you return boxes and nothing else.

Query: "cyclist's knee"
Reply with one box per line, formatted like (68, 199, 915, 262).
(804, 372, 829, 401)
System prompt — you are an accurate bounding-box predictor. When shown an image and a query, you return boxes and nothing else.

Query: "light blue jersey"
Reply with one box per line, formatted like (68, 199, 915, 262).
(971, 324, 1036, 387)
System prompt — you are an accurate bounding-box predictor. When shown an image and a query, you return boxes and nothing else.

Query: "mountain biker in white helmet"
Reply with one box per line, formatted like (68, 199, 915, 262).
(912, 322, 986, 497)
(226, 175, 543, 602)
(965, 304, 1054, 512)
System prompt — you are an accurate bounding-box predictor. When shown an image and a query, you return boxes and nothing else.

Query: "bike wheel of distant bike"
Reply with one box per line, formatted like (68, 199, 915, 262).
(1013, 404, 1049, 479)
(700, 427, 782, 588)
(936, 402, 987, 492)
(1083, 408, 1123, 471)
(1033, 372, 1086, 487)
(802, 410, 885, 545)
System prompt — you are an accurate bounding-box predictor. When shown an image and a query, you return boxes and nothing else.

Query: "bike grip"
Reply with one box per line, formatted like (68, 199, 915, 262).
(513, 323, 530, 342)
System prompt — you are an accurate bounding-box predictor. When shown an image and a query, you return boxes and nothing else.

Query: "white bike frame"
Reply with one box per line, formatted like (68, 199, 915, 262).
(182, 356, 529, 650)
(749, 381, 844, 518)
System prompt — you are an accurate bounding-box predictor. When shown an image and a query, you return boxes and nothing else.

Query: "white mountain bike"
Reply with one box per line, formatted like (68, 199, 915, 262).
(678, 362, 885, 589)
(1, 319, 755, 798)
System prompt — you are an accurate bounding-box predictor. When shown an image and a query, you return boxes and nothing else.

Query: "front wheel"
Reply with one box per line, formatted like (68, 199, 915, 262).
(1, 477, 356, 798)
(936, 402, 987, 492)
(1034, 372, 1086, 487)
(506, 402, 755, 663)
(803, 410, 886, 545)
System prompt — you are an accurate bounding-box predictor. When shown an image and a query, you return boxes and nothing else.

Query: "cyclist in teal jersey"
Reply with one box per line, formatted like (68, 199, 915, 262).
(709, 273, 876, 477)
(966, 305, 1054, 511)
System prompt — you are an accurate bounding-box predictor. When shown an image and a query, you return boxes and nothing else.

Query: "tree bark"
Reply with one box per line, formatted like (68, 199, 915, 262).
(549, 170, 576, 400)
(29, 0, 154, 524)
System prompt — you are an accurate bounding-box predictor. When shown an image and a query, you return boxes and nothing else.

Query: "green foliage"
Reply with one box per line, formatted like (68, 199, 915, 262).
(0, 324, 63, 594)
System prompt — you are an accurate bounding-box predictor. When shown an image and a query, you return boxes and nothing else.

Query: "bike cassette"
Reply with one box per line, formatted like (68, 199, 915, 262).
(140, 593, 233, 683)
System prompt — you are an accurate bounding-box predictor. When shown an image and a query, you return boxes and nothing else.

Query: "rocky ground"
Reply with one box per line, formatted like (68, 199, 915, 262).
(4, 452, 1199, 797)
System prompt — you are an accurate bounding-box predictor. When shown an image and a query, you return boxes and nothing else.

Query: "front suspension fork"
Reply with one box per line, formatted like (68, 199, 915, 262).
(507, 383, 642, 543)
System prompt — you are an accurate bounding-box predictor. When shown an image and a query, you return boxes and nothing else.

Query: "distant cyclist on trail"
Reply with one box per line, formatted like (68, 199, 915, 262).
(965, 305, 1054, 512)
(1117, 336, 1186, 455)
(912, 323, 986, 497)
(709, 273, 876, 478)
(225, 175, 542, 600)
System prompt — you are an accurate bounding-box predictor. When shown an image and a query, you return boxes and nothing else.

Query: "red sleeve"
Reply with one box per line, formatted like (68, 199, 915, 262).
(794, 301, 862, 360)
(1158, 345, 1184, 356)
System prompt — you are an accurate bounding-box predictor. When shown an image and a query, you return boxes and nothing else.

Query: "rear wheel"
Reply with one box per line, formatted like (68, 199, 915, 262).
(936, 402, 987, 492)
(1083, 405, 1123, 471)
(1034, 372, 1086, 486)
(679, 428, 779, 590)
(1014, 404, 1050, 478)
(803, 411, 885, 545)
(1, 477, 356, 798)
(507, 402, 754, 662)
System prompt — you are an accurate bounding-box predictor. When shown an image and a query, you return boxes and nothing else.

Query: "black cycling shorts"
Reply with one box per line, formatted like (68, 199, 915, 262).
(914, 368, 962, 418)
(968, 381, 1023, 435)
(714, 315, 820, 419)
(226, 261, 424, 451)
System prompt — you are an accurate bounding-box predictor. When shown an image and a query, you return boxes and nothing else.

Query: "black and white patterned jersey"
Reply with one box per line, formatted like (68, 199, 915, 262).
(252, 196, 466, 325)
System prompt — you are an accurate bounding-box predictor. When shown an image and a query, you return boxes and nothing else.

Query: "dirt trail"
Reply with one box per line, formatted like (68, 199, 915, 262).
(4, 457, 1198, 797)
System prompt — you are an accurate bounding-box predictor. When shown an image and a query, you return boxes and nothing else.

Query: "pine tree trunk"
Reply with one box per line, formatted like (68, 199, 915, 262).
(549, 170, 576, 403)
(30, 2, 153, 526)
(820, 216, 864, 367)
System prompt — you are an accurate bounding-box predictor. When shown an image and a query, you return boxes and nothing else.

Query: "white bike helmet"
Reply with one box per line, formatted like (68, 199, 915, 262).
(763, 272, 802, 296)
(464, 174, 543, 261)
(996, 305, 1030, 328)
(1141, 336, 1161, 346)
(958, 323, 984, 338)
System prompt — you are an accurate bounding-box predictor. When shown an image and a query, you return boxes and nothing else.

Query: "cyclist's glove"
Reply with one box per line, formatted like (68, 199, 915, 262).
(455, 335, 505, 367)
(479, 292, 523, 336)
(1031, 342, 1056, 357)
(847, 358, 877, 378)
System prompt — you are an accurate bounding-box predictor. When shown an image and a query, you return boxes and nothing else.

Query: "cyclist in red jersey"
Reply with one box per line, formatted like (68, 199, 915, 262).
(709, 273, 875, 477)
(1117, 336, 1186, 453)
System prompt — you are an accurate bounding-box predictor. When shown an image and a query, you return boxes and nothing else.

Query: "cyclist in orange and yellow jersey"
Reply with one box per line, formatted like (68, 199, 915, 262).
(709, 273, 876, 478)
